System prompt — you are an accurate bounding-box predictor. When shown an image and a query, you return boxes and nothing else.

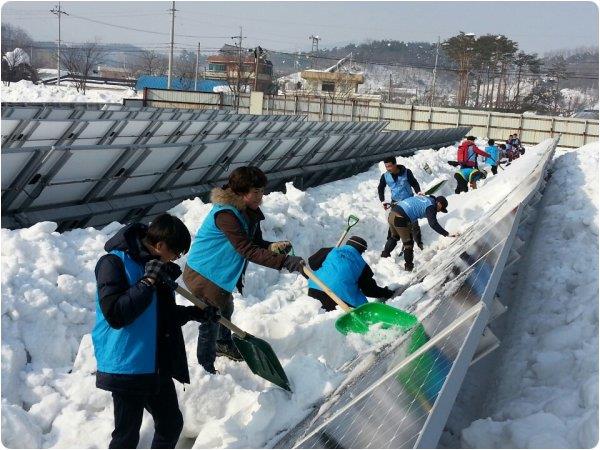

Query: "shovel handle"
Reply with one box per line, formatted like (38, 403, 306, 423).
(335, 214, 360, 247)
(303, 266, 353, 313)
(174, 285, 247, 339)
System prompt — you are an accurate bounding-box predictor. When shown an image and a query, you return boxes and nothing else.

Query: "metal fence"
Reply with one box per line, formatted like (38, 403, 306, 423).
(135, 89, 598, 148)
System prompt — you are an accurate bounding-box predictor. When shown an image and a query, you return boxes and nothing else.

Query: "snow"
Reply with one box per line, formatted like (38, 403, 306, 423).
(2, 48, 30, 67)
(1, 134, 596, 448)
(460, 141, 599, 448)
(1, 80, 139, 103)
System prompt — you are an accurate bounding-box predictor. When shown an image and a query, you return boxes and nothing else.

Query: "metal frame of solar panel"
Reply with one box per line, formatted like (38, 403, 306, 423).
(2, 123, 469, 230)
(1, 119, 386, 213)
(274, 137, 558, 449)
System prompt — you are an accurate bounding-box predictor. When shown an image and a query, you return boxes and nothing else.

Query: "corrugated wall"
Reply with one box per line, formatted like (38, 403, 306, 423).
(136, 90, 597, 148)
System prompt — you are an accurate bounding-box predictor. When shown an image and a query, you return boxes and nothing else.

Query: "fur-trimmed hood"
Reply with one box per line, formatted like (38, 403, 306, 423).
(210, 187, 247, 211)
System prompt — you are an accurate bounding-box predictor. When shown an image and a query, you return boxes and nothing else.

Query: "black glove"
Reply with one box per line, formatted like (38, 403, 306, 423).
(187, 305, 221, 323)
(162, 262, 182, 282)
(282, 255, 305, 273)
(144, 259, 167, 282)
(382, 287, 395, 299)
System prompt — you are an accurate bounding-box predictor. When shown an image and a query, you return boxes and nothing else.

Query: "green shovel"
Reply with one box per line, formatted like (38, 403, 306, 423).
(303, 267, 416, 335)
(174, 284, 291, 392)
(336, 214, 360, 247)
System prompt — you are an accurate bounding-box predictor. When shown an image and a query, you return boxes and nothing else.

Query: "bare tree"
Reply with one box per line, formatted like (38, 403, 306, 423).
(59, 42, 106, 93)
(225, 46, 255, 111)
(133, 49, 168, 77)
(174, 49, 196, 89)
(1, 23, 33, 56)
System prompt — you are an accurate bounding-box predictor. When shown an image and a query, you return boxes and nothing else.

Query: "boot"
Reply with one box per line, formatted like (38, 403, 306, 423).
(216, 341, 243, 362)
(404, 248, 414, 272)
(202, 363, 218, 375)
(380, 238, 398, 258)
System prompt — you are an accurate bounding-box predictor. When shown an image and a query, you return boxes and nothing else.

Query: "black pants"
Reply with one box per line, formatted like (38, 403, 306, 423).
(454, 173, 469, 194)
(491, 165, 498, 175)
(197, 294, 234, 368)
(110, 376, 183, 449)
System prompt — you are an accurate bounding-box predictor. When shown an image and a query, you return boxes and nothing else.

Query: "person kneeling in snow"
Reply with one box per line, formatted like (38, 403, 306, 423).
(306, 236, 394, 311)
(389, 196, 458, 271)
(454, 167, 487, 194)
(183, 166, 305, 374)
(92, 213, 220, 449)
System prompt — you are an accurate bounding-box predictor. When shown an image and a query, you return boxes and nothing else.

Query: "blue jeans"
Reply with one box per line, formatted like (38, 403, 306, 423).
(196, 294, 234, 368)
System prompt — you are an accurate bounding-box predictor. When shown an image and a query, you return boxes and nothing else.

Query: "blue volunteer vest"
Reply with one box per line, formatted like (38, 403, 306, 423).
(384, 171, 413, 202)
(307, 245, 368, 308)
(485, 145, 499, 165)
(459, 167, 475, 181)
(458, 168, 483, 182)
(92, 250, 157, 375)
(397, 196, 435, 222)
(186, 204, 249, 292)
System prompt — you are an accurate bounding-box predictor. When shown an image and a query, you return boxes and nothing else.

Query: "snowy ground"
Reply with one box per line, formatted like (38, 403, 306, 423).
(1, 138, 597, 448)
(457, 142, 599, 448)
(1, 80, 140, 104)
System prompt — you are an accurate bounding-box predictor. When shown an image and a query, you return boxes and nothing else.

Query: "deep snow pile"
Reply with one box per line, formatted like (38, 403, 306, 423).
(460, 142, 599, 448)
(1, 139, 561, 448)
(1, 80, 139, 104)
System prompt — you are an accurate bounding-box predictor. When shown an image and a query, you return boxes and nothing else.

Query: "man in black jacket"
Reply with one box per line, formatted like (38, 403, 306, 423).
(307, 236, 394, 311)
(92, 214, 219, 449)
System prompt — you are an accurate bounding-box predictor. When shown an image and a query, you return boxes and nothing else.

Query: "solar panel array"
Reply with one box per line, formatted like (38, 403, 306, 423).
(1, 103, 469, 230)
(275, 137, 559, 449)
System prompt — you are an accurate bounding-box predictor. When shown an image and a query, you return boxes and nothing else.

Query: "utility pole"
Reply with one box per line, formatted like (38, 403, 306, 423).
(50, 2, 68, 86)
(253, 47, 259, 92)
(167, 1, 176, 89)
(388, 73, 392, 103)
(194, 42, 200, 91)
(309, 34, 321, 69)
(430, 36, 440, 107)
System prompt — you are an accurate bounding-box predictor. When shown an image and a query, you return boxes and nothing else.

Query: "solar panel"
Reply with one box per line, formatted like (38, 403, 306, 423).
(1, 111, 469, 230)
(272, 138, 557, 449)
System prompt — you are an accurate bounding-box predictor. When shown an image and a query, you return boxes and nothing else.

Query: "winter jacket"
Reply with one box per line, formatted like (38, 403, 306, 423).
(307, 247, 393, 310)
(393, 195, 449, 237)
(185, 187, 286, 296)
(458, 167, 485, 183)
(307, 245, 368, 308)
(485, 145, 500, 166)
(458, 140, 490, 168)
(378, 167, 421, 202)
(92, 223, 196, 395)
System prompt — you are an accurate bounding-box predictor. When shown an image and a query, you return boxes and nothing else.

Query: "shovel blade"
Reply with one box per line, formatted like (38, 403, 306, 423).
(233, 334, 291, 392)
(424, 179, 447, 195)
(335, 302, 418, 335)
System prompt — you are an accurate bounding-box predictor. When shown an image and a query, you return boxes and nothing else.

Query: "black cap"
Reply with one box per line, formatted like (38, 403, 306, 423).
(347, 236, 368, 252)
(436, 196, 448, 213)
